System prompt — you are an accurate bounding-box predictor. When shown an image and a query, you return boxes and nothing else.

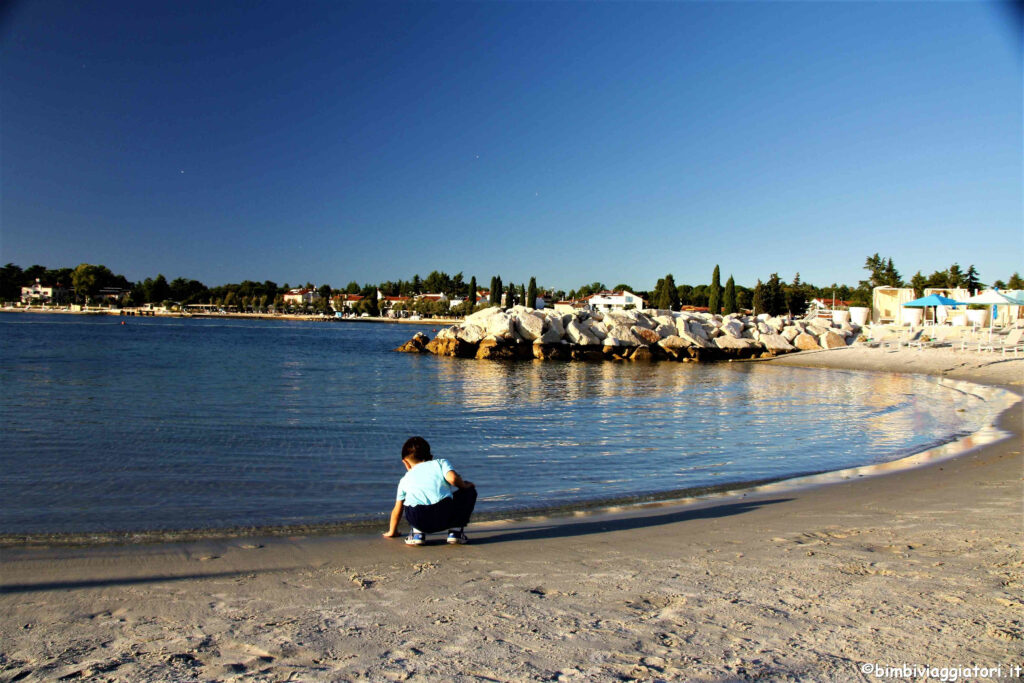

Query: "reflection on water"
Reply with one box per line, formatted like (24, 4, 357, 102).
(0, 314, 1009, 534)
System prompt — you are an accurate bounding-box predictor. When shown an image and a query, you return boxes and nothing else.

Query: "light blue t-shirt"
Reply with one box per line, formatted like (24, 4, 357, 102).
(396, 459, 454, 507)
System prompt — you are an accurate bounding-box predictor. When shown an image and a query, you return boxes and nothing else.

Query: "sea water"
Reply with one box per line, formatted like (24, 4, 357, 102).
(0, 314, 997, 534)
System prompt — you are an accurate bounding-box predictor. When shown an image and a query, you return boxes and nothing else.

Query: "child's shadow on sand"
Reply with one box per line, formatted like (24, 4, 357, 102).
(470, 498, 792, 545)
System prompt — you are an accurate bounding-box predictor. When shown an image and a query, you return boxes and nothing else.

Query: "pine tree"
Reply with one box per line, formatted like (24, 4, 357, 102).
(723, 276, 737, 315)
(527, 277, 538, 309)
(708, 265, 722, 314)
(469, 276, 477, 307)
(947, 264, 964, 289)
(964, 265, 982, 293)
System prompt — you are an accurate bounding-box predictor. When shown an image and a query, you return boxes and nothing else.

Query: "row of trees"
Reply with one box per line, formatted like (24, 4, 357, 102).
(5, 259, 1021, 317)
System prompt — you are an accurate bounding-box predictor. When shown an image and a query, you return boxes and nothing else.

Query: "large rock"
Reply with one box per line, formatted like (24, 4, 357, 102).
(761, 333, 796, 355)
(631, 326, 662, 345)
(807, 323, 830, 337)
(539, 326, 564, 344)
(684, 320, 711, 342)
(714, 335, 759, 358)
(426, 336, 477, 358)
(395, 332, 430, 353)
(714, 336, 757, 351)
(533, 342, 569, 360)
(484, 312, 515, 339)
(631, 314, 656, 331)
(766, 317, 785, 333)
(781, 326, 801, 342)
(475, 337, 518, 360)
(544, 313, 565, 338)
(630, 346, 654, 361)
(793, 332, 822, 351)
(654, 322, 678, 338)
(606, 325, 643, 346)
(820, 331, 848, 349)
(659, 335, 692, 350)
(721, 320, 745, 338)
(582, 319, 608, 340)
(515, 312, 544, 341)
(566, 319, 600, 346)
(455, 324, 485, 344)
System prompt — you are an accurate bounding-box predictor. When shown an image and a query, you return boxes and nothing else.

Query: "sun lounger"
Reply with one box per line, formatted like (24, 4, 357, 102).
(977, 328, 1024, 355)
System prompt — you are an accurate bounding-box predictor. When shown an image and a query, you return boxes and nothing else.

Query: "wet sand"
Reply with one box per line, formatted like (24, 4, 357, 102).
(1, 347, 1021, 681)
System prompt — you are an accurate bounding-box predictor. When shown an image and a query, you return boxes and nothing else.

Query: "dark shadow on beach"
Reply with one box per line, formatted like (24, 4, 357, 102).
(468, 498, 793, 546)
(0, 567, 299, 595)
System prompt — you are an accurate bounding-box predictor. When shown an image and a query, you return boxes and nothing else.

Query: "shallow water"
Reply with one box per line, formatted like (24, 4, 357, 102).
(0, 314, 997, 534)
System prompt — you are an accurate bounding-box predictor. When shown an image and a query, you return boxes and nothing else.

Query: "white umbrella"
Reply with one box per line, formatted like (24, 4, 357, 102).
(961, 290, 1018, 330)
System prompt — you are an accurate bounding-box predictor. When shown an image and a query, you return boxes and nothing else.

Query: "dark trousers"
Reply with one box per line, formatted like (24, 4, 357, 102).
(405, 487, 477, 534)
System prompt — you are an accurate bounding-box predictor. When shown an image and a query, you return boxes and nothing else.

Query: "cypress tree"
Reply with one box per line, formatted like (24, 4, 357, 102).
(723, 276, 737, 315)
(469, 276, 477, 307)
(708, 265, 722, 315)
(753, 279, 768, 315)
(527, 277, 538, 309)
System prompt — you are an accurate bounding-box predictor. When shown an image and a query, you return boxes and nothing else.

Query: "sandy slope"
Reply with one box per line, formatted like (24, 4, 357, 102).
(1, 348, 1021, 682)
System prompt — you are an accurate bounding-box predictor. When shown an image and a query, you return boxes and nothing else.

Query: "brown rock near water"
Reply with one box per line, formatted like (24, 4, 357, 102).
(793, 332, 822, 351)
(631, 326, 661, 345)
(394, 332, 430, 353)
(820, 331, 849, 350)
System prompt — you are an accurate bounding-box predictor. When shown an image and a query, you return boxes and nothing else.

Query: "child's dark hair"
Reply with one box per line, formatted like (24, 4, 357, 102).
(402, 436, 432, 462)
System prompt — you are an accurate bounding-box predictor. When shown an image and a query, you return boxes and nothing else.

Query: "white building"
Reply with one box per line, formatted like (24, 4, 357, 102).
(585, 290, 646, 312)
(283, 288, 321, 305)
(20, 279, 70, 304)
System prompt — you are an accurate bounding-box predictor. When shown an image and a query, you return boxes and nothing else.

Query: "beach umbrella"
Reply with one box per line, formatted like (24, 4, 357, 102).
(961, 290, 1019, 329)
(903, 293, 963, 325)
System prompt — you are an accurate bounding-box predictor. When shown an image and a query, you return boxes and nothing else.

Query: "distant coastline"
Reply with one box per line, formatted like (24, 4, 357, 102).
(0, 307, 453, 326)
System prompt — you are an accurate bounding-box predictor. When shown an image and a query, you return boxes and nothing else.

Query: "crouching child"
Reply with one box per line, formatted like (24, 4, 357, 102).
(383, 436, 477, 545)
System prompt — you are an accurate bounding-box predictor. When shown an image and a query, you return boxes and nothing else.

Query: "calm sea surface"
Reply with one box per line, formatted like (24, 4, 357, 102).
(0, 314, 996, 534)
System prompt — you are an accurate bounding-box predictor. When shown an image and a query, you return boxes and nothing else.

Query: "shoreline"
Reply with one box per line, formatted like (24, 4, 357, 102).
(0, 371, 1013, 549)
(0, 354, 1014, 549)
(2, 348, 1021, 680)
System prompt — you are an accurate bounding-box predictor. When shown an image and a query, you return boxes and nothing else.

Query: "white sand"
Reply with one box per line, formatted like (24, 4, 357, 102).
(1, 347, 1021, 681)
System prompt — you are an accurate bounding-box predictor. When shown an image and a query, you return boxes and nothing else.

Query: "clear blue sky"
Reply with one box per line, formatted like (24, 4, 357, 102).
(2, 0, 1020, 292)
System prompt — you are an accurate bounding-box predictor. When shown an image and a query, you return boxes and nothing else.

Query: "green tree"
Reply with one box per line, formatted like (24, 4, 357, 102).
(469, 276, 478, 307)
(946, 263, 964, 288)
(1007, 272, 1023, 290)
(71, 264, 107, 304)
(527, 277, 538, 309)
(723, 276, 737, 315)
(708, 265, 722, 314)
(0, 263, 24, 302)
(489, 277, 498, 306)
(766, 273, 786, 316)
(964, 265, 982, 293)
(910, 271, 927, 298)
(752, 279, 767, 315)
(784, 272, 807, 317)
(494, 276, 503, 307)
(736, 287, 752, 311)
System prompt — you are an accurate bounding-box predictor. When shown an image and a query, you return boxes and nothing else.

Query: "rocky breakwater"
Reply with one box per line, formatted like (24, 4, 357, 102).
(395, 307, 862, 362)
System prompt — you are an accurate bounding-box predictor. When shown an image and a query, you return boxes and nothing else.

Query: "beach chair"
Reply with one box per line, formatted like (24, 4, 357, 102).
(911, 326, 960, 350)
(897, 329, 924, 348)
(979, 328, 1024, 356)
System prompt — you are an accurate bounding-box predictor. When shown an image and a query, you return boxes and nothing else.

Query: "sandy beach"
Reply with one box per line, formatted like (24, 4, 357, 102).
(1, 347, 1021, 682)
